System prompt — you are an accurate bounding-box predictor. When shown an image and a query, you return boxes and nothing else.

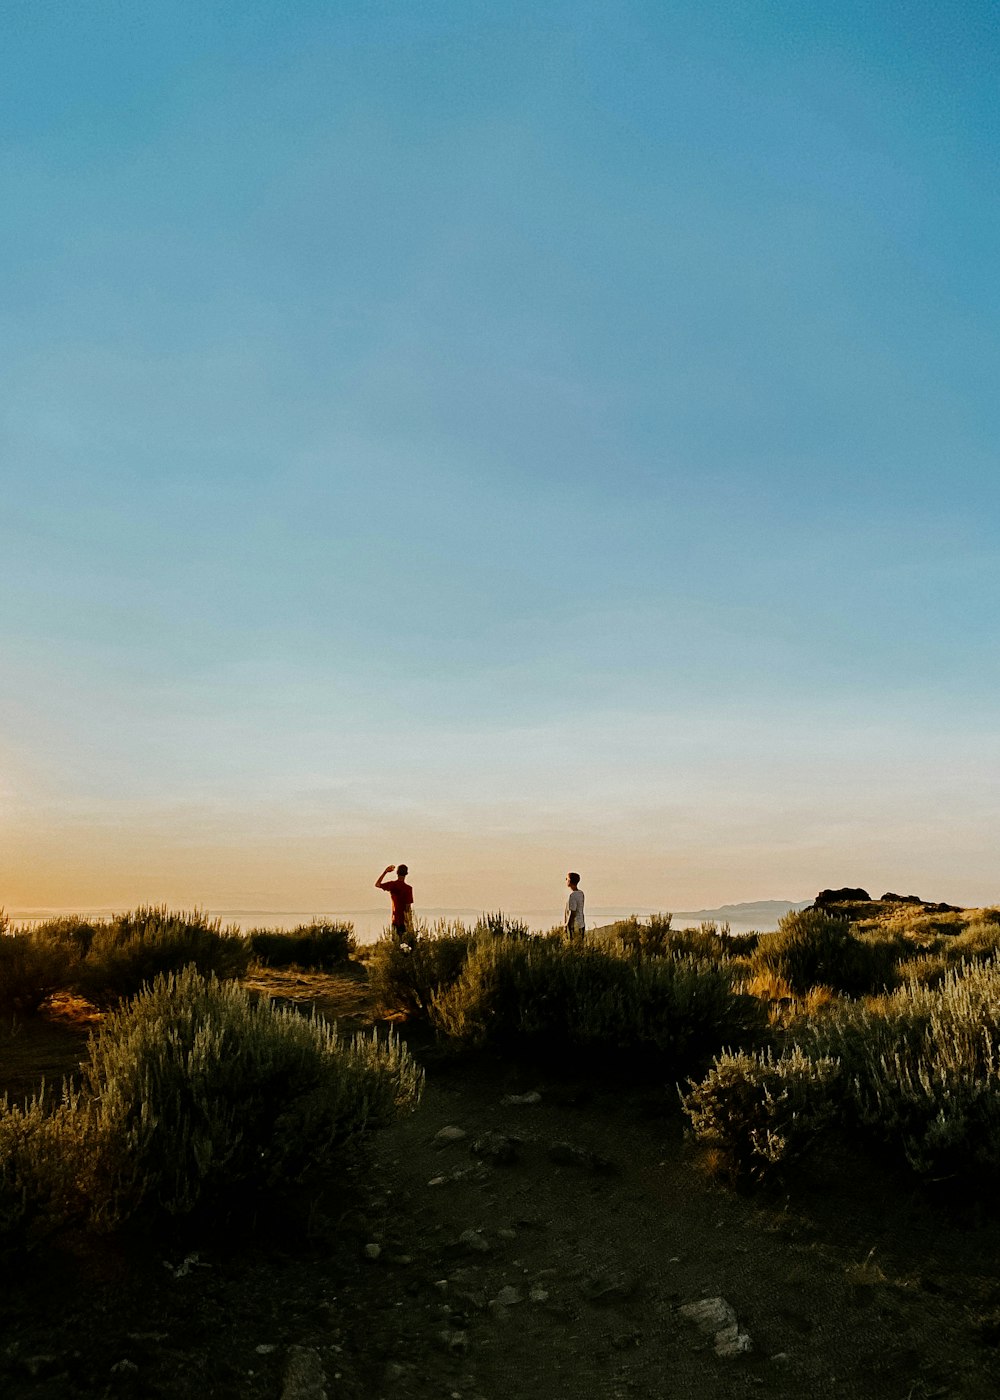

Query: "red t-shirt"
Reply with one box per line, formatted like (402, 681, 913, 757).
(385, 877, 413, 926)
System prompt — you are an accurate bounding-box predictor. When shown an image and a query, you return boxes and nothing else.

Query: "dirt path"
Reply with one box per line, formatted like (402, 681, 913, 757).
(3, 968, 1000, 1400)
(340, 1057, 1000, 1400)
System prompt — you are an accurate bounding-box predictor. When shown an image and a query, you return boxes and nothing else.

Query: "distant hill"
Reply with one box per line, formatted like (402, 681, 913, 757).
(672, 899, 812, 924)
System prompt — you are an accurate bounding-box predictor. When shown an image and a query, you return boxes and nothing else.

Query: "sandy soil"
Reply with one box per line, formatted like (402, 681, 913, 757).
(2, 967, 999, 1400)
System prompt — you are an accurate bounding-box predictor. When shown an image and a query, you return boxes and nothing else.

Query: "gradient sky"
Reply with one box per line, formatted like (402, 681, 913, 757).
(3, 0, 999, 915)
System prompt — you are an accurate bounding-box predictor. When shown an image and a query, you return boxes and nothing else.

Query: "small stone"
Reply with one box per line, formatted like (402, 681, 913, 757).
(437, 1330, 469, 1354)
(281, 1345, 328, 1400)
(435, 1126, 467, 1144)
(256, 1344, 277, 1354)
(529, 1286, 549, 1303)
(387, 1254, 413, 1266)
(493, 1286, 522, 1307)
(580, 1272, 637, 1303)
(471, 1131, 521, 1164)
(110, 1360, 139, 1375)
(458, 1229, 490, 1253)
(497, 1227, 517, 1240)
(679, 1297, 752, 1358)
(428, 1176, 448, 1187)
(501, 1091, 542, 1105)
(715, 1324, 752, 1357)
(679, 1297, 737, 1334)
(667, 1256, 681, 1264)
(364, 1243, 382, 1260)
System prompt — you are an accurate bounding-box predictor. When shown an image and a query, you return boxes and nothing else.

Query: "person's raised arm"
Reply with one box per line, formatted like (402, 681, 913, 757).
(375, 864, 395, 890)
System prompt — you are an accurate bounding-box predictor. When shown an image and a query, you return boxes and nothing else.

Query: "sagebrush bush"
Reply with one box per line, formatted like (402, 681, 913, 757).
(0, 968, 423, 1234)
(471, 911, 531, 940)
(751, 908, 896, 996)
(0, 931, 76, 1015)
(804, 958, 1000, 1180)
(429, 937, 765, 1076)
(27, 915, 100, 958)
(75, 906, 249, 1006)
(368, 922, 474, 1018)
(0, 1088, 91, 1239)
(683, 1048, 842, 1183)
(610, 915, 738, 962)
(611, 913, 674, 958)
(248, 921, 357, 970)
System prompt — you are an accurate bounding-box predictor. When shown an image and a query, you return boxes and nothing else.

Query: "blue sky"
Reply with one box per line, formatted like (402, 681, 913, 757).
(3, 1, 998, 913)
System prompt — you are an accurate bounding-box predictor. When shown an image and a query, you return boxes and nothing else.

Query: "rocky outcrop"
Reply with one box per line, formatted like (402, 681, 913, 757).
(813, 888, 871, 908)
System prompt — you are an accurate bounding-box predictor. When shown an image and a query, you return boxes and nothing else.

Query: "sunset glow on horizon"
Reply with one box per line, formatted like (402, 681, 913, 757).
(4, 2, 999, 918)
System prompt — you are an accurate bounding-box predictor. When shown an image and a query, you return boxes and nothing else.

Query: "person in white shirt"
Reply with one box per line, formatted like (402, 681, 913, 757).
(564, 872, 585, 943)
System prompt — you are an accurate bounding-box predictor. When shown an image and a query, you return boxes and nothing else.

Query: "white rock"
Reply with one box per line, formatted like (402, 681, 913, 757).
(501, 1091, 542, 1105)
(364, 1243, 382, 1260)
(679, 1297, 752, 1358)
(529, 1286, 549, 1304)
(679, 1297, 737, 1334)
(493, 1286, 522, 1306)
(714, 1323, 752, 1357)
(435, 1126, 467, 1143)
(255, 1344, 277, 1355)
(459, 1229, 490, 1253)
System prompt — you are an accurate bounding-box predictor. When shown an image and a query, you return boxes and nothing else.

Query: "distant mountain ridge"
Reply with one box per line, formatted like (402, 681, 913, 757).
(671, 899, 812, 923)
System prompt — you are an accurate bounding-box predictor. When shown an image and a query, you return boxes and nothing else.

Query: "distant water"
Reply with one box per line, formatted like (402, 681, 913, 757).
(12, 907, 779, 943)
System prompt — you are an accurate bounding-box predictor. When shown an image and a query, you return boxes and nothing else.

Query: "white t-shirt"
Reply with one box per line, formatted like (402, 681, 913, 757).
(564, 888, 585, 933)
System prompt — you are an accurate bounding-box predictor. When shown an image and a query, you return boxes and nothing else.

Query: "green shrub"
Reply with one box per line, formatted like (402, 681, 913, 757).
(804, 958, 1000, 1180)
(612, 912, 672, 958)
(610, 914, 738, 962)
(429, 938, 765, 1077)
(0, 1090, 87, 1238)
(751, 908, 896, 996)
(27, 915, 100, 958)
(471, 911, 531, 940)
(368, 922, 474, 1018)
(896, 922, 1000, 989)
(76, 906, 249, 1007)
(683, 1048, 842, 1183)
(0, 931, 76, 1015)
(248, 920, 357, 970)
(0, 968, 423, 1235)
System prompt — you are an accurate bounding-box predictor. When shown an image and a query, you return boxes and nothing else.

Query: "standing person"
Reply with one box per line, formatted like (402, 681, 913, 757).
(375, 863, 414, 941)
(564, 871, 585, 943)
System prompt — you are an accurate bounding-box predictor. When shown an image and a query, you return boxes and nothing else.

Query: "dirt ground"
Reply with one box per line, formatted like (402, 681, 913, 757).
(2, 967, 1000, 1400)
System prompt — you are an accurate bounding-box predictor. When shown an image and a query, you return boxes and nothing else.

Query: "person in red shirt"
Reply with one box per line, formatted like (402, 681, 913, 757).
(375, 863, 414, 940)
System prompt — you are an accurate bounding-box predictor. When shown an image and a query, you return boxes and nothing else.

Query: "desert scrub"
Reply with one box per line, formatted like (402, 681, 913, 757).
(26, 915, 100, 958)
(0, 926, 77, 1015)
(751, 908, 896, 997)
(368, 922, 474, 1018)
(248, 920, 357, 970)
(804, 958, 1000, 1181)
(609, 915, 740, 962)
(683, 1048, 842, 1184)
(430, 938, 765, 1077)
(611, 913, 674, 958)
(1, 968, 422, 1235)
(0, 1089, 91, 1240)
(471, 911, 531, 940)
(76, 905, 249, 1007)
